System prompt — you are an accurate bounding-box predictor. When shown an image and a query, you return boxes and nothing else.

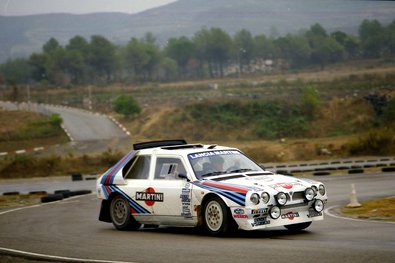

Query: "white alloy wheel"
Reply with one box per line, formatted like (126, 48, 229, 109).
(205, 199, 224, 232)
(111, 196, 128, 226)
(110, 195, 141, 231)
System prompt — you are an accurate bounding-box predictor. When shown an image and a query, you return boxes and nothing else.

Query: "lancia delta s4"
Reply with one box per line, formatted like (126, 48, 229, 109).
(97, 140, 327, 236)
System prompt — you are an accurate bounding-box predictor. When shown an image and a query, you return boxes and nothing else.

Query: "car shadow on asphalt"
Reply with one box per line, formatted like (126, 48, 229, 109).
(128, 225, 314, 239)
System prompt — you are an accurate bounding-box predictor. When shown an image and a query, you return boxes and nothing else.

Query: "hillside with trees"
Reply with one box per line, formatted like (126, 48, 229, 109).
(1, 0, 395, 63)
(1, 19, 395, 86)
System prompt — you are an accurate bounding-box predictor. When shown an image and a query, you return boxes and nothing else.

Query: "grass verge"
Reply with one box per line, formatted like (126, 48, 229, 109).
(341, 197, 395, 222)
(0, 193, 46, 208)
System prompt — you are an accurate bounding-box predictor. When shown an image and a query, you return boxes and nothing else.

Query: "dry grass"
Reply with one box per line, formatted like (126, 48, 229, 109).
(0, 110, 43, 133)
(0, 193, 45, 208)
(341, 197, 395, 222)
(121, 101, 366, 163)
(0, 110, 69, 152)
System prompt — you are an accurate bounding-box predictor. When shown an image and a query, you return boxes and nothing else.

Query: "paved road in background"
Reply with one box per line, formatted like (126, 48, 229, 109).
(0, 101, 128, 141)
(0, 172, 394, 263)
(0, 101, 132, 154)
(46, 105, 128, 141)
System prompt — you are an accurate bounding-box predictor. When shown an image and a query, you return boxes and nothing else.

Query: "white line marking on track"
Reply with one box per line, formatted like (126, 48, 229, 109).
(0, 247, 137, 263)
(325, 205, 395, 224)
(0, 194, 138, 263)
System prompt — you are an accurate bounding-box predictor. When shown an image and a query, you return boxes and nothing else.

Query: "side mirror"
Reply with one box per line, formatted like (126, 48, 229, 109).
(178, 173, 190, 182)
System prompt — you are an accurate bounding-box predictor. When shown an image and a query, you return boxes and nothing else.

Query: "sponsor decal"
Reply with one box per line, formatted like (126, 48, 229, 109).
(136, 188, 164, 206)
(188, 150, 240, 160)
(270, 182, 304, 190)
(249, 176, 274, 182)
(281, 212, 300, 220)
(234, 214, 248, 219)
(251, 217, 270, 227)
(308, 208, 322, 218)
(180, 187, 192, 218)
(251, 208, 268, 215)
(103, 185, 150, 214)
(234, 208, 245, 214)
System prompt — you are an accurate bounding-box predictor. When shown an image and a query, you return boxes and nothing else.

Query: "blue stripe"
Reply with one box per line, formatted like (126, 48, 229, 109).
(109, 186, 151, 214)
(100, 150, 135, 185)
(102, 185, 109, 199)
(195, 183, 246, 206)
(109, 151, 136, 185)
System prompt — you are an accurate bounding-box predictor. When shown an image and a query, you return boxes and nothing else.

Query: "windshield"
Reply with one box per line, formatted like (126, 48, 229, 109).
(188, 150, 263, 179)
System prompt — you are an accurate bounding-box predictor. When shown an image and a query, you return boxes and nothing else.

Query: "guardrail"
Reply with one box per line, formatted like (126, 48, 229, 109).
(263, 156, 395, 175)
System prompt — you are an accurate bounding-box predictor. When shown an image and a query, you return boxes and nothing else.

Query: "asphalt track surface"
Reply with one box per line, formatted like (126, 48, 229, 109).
(0, 172, 394, 263)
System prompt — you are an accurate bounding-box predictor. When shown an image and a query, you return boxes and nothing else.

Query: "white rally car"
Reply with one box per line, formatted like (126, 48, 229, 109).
(97, 140, 327, 236)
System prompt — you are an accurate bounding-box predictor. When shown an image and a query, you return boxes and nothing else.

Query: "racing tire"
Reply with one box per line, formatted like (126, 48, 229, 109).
(202, 196, 235, 236)
(284, 222, 312, 232)
(41, 194, 64, 203)
(69, 190, 92, 196)
(110, 195, 141, 231)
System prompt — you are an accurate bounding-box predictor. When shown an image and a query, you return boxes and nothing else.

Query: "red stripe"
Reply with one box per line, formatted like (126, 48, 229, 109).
(105, 185, 112, 195)
(203, 181, 249, 194)
(104, 151, 134, 185)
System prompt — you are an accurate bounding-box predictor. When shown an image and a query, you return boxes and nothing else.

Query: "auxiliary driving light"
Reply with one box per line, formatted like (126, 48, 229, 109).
(261, 192, 270, 204)
(250, 193, 260, 205)
(304, 188, 315, 201)
(269, 206, 281, 219)
(319, 184, 326, 195)
(276, 192, 287, 206)
(313, 199, 324, 213)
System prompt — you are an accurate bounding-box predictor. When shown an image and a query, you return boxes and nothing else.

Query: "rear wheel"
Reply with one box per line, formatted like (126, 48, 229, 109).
(110, 195, 141, 231)
(203, 196, 235, 236)
(284, 222, 312, 231)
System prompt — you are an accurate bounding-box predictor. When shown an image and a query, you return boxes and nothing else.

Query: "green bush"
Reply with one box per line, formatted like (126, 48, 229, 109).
(113, 95, 141, 118)
(301, 86, 320, 120)
(186, 100, 309, 139)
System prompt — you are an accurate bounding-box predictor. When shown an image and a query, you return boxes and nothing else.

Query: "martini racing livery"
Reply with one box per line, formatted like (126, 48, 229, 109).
(96, 140, 327, 236)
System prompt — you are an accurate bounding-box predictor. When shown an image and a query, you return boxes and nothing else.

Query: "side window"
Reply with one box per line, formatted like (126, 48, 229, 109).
(124, 155, 151, 179)
(155, 157, 186, 180)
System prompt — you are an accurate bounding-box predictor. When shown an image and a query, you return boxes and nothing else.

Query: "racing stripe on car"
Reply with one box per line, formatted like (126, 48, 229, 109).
(109, 185, 151, 214)
(194, 181, 248, 206)
(101, 150, 136, 185)
(102, 185, 113, 199)
(202, 181, 249, 194)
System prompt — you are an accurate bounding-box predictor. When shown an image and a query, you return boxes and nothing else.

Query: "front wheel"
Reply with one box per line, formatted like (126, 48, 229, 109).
(284, 222, 312, 231)
(110, 195, 141, 231)
(202, 196, 235, 236)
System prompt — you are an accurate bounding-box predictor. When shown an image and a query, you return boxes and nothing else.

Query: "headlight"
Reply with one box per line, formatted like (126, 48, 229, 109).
(313, 199, 324, 212)
(250, 193, 260, 205)
(261, 192, 270, 204)
(269, 206, 281, 219)
(319, 184, 326, 195)
(304, 188, 315, 201)
(276, 192, 287, 205)
(312, 185, 318, 193)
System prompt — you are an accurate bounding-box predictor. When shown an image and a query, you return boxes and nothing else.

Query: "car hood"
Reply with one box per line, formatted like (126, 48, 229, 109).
(202, 171, 319, 192)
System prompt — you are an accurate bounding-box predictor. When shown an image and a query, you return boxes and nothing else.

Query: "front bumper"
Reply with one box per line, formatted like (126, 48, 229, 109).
(231, 200, 327, 230)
